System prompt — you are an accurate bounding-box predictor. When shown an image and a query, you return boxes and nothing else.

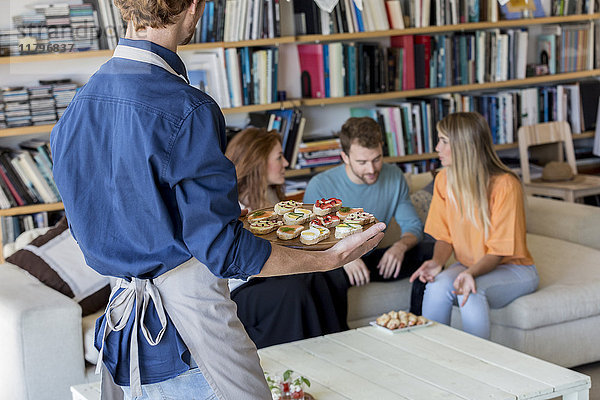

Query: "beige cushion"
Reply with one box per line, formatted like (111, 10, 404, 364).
(347, 280, 412, 328)
(489, 233, 600, 330)
(82, 310, 103, 365)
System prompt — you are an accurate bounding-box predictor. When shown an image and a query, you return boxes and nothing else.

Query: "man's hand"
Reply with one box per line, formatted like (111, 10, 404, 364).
(377, 241, 407, 279)
(327, 222, 386, 268)
(240, 208, 249, 218)
(453, 270, 476, 307)
(258, 223, 385, 278)
(344, 259, 370, 286)
(409, 260, 442, 284)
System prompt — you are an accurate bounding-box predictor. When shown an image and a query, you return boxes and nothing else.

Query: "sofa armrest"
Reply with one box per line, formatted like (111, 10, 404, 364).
(0, 263, 85, 400)
(526, 196, 600, 251)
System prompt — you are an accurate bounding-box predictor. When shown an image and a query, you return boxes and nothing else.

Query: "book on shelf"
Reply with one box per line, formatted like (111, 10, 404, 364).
(246, 108, 305, 167)
(0, 141, 60, 208)
(188, 49, 231, 108)
(579, 79, 600, 131)
(594, 102, 600, 157)
(297, 44, 326, 98)
(192, 0, 282, 43)
(0, 81, 78, 130)
(1, 211, 63, 246)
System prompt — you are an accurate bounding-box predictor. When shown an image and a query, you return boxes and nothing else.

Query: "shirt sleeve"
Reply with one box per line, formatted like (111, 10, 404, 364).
(424, 171, 452, 244)
(485, 175, 522, 256)
(393, 172, 423, 242)
(163, 102, 271, 280)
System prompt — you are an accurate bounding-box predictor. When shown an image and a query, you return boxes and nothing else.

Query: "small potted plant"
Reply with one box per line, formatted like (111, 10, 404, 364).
(265, 372, 283, 400)
(265, 370, 311, 400)
(283, 369, 311, 400)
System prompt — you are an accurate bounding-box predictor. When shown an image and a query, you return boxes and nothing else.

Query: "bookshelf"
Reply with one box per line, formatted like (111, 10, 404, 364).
(284, 131, 597, 178)
(2, 13, 598, 65)
(0, 202, 64, 217)
(1, 11, 599, 249)
(6, 69, 600, 139)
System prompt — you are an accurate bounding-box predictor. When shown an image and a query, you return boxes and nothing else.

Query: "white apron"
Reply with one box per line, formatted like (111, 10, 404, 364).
(96, 43, 271, 400)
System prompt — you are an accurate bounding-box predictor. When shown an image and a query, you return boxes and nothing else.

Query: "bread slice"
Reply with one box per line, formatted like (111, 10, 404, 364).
(247, 209, 275, 223)
(274, 200, 303, 215)
(249, 219, 282, 235)
(309, 214, 340, 228)
(312, 198, 343, 216)
(334, 222, 363, 239)
(276, 225, 304, 240)
(283, 210, 311, 225)
(300, 226, 330, 245)
(344, 211, 375, 225)
(336, 207, 363, 220)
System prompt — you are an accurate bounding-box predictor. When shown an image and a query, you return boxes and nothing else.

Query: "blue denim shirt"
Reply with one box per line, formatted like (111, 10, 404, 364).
(50, 38, 271, 386)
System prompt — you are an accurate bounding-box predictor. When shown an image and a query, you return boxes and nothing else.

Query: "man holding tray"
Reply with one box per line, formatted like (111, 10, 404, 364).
(305, 117, 432, 314)
(50, 1, 386, 399)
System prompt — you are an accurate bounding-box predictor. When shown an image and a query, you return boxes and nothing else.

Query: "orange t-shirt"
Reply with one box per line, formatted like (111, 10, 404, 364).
(425, 169, 534, 267)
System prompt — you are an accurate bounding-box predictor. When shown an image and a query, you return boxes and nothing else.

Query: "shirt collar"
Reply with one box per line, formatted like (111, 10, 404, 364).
(117, 38, 188, 79)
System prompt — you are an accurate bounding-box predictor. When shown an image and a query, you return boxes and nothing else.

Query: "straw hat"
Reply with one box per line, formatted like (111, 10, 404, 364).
(541, 161, 575, 182)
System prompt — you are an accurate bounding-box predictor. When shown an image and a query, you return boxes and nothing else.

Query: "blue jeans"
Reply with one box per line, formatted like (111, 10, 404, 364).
(422, 262, 539, 339)
(122, 367, 217, 400)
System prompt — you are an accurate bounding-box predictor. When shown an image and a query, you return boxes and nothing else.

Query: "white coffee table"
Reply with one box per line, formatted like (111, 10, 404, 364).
(258, 323, 591, 400)
(71, 381, 101, 400)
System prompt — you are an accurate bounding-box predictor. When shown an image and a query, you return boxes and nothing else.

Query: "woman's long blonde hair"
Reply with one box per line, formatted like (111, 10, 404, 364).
(225, 127, 285, 210)
(437, 112, 519, 237)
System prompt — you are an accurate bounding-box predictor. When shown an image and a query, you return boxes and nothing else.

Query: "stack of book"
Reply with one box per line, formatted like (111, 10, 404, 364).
(2, 88, 31, 128)
(42, 4, 74, 49)
(29, 85, 57, 126)
(70, 4, 100, 52)
(0, 81, 79, 129)
(0, 140, 61, 210)
(0, 104, 5, 129)
(295, 138, 342, 169)
(51, 81, 78, 118)
(7, 2, 105, 56)
(0, 30, 20, 56)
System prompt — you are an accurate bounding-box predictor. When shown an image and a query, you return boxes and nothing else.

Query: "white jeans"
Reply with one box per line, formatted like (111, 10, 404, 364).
(422, 262, 539, 339)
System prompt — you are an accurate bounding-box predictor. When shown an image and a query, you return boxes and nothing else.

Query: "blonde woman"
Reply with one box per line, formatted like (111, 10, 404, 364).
(410, 112, 539, 339)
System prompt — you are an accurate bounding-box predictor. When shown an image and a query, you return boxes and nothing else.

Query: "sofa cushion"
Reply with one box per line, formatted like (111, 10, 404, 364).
(347, 279, 412, 328)
(6, 218, 110, 316)
(83, 310, 103, 364)
(489, 233, 600, 330)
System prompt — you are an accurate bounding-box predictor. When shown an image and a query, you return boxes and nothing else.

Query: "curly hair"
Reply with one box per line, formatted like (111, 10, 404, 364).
(114, 0, 195, 31)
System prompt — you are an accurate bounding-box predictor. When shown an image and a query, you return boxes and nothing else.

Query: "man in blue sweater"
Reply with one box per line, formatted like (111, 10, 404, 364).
(304, 117, 432, 314)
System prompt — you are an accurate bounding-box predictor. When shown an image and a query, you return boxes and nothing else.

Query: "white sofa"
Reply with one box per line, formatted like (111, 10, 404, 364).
(2, 189, 600, 399)
(348, 194, 600, 368)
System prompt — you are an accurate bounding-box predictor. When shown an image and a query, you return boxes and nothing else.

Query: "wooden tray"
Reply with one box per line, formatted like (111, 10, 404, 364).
(241, 204, 377, 251)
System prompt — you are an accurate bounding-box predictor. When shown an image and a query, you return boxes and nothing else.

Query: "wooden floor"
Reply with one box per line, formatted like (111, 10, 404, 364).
(571, 362, 600, 400)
